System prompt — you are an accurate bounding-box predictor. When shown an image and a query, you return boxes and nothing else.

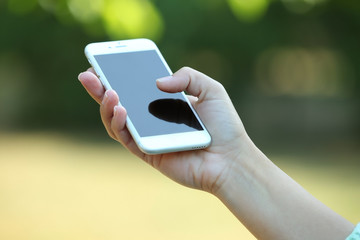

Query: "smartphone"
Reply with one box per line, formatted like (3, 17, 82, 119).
(84, 39, 211, 154)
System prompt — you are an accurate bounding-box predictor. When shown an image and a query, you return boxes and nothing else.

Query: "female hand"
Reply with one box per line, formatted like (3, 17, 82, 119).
(79, 66, 354, 239)
(78, 67, 249, 193)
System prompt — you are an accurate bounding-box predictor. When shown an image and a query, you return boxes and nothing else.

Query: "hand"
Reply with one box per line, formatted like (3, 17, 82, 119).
(78, 67, 249, 193)
(78, 67, 355, 240)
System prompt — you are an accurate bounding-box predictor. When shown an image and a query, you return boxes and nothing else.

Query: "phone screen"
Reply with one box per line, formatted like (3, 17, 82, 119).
(94, 50, 203, 137)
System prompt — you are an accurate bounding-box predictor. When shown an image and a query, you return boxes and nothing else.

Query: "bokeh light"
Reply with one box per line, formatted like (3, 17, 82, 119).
(281, 0, 328, 14)
(101, 0, 163, 40)
(255, 47, 355, 97)
(67, 0, 103, 23)
(0, 53, 32, 128)
(227, 0, 269, 22)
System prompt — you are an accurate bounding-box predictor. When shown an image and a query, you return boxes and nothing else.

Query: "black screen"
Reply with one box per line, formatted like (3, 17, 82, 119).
(94, 50, 203, 137)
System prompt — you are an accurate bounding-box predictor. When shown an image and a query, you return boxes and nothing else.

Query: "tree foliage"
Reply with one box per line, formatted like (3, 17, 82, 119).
(0, 0, 359, 141)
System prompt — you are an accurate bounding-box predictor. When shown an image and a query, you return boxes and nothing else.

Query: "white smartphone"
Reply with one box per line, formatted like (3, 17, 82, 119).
(84, 39, 211, 154)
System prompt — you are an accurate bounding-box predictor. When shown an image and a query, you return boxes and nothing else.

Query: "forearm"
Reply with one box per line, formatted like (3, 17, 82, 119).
(215, 137, 354, 240)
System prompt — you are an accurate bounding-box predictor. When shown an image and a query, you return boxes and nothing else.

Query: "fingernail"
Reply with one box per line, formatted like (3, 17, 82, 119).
(156, 75, 173, 83)
(113, 105, 118, 116)
(78, 72, 85, 81)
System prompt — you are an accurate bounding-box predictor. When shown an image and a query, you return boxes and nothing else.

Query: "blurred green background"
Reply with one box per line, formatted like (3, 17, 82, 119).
(0, 0, 359, 239)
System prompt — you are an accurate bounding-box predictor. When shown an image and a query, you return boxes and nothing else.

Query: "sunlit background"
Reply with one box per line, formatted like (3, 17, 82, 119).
(0, 0, 359, 239)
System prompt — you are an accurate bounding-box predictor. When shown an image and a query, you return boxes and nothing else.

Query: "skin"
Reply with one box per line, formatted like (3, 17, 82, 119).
(78, 66, 354, 240)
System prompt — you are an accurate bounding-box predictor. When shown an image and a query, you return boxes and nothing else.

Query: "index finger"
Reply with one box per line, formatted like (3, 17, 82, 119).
(78, 68, 105, 105)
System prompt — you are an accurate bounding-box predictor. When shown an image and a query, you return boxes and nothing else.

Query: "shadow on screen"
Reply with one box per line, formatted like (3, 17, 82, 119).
(148, 99, 202, 130)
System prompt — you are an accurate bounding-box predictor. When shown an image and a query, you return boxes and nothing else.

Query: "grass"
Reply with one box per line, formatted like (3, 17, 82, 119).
(0, 132, 359, 239)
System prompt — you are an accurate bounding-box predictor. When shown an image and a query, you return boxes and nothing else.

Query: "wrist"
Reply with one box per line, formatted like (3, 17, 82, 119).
(212, 137, 276, 238)
(212, 135, 269, 198)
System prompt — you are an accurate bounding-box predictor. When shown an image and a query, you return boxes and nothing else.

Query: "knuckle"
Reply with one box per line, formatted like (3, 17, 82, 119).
(179, 66, 193, 73)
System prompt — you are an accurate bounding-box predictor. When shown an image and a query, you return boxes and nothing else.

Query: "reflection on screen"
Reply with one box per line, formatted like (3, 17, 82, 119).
(94, 50, 203, 137)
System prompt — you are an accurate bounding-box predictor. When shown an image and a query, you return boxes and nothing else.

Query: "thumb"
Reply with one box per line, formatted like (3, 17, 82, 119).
(156, 67, 225, 101)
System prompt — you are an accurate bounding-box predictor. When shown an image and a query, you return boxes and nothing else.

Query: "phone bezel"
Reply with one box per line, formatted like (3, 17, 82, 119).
(84, 39, 211, 154)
